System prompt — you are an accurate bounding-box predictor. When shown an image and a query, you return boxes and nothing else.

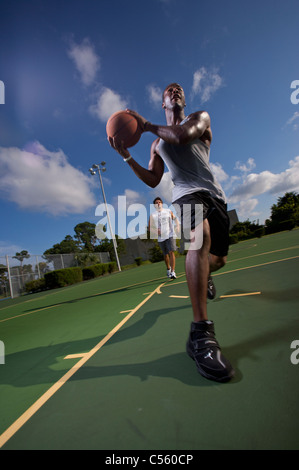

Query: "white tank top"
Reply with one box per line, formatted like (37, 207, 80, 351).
(158, 129, 226, 203)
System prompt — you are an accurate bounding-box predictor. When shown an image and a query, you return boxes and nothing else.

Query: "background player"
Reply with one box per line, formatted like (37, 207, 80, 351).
(149, 196, 179, 279)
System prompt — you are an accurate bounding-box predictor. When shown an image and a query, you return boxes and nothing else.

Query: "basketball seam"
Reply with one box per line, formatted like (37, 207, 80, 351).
(110, 116, 136, 138)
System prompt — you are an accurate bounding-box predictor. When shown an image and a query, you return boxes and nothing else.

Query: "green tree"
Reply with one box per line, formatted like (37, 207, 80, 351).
(13, 250, 30, 274)
(74, 222, 98, 252)
(43, 221, 125, 261)
(95, 235, 126, 261)
(266, 191, 299, 233)
(230, 220, 264, 240)
(0, 264, 8, 297)
(43, 235, 80, 255)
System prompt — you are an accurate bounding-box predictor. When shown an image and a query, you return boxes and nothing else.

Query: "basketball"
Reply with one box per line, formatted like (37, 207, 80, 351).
(106, 110, 141, 148)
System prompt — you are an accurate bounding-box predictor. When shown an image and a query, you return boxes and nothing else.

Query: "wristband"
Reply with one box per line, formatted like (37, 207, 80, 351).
(123, 155, 132, 162)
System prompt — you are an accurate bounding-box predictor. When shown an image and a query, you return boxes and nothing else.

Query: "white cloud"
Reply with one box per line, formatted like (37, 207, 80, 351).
(210, 162, 229, 183)
(0, 242, 23, 258)
(236, 198, 259, 219)
(67, 40, 129, 124)
(229, 156, 299, 203)
(89, 87, 128, 122)
(147, 84, 162, 107)
(113, 189, 146, 210)
(0, 142, 96, 215)
(191, 67, 223, 103)
(234, 157, 256, 173)
(284, 111, 299, 130)
(67, 38, 100, 86)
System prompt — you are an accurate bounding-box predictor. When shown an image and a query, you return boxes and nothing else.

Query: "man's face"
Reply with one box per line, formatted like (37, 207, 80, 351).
(154, 199, 163, 210)
(162, 83, 186, 110)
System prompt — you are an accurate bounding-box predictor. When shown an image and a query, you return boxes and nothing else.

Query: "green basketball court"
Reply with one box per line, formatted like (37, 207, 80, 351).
(0, 230, 298, 450)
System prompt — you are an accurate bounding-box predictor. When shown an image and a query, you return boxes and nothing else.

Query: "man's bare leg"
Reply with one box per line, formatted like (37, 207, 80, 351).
(185, 220, 210, 321)
(169, 250, 176, 278)
(184, 219, 234, 382)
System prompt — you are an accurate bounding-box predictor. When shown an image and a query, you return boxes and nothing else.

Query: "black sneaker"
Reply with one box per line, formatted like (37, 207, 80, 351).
(207, 275, 216, 300)
(186, 321, 234, 383)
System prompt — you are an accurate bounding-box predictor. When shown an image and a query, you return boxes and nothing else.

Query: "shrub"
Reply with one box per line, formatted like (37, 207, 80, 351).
(82, 264, 103, 280)
(108, 262, 117, 273)
(149, 244, 164, 262)
(44, 267, 83, 289)
(253, 227, 265, 238)
(25, 278, 46, 293)
(229, 234, 238, 245)
(82, 262, 117, 280)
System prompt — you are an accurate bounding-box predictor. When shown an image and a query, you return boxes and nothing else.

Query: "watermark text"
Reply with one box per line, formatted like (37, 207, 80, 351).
(94, 196, 203, 251)
(0, 80, 4, 104)
(290, 340, 299, 365)
(290, 80, 299, 104)
(0, 340, 5, 365)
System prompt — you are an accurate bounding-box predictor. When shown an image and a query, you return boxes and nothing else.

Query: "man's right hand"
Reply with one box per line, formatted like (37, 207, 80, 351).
(108, 136, 131, 160)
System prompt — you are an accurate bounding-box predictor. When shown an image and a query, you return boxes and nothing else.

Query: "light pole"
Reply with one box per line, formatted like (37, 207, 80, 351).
(89, 162, 121, 272)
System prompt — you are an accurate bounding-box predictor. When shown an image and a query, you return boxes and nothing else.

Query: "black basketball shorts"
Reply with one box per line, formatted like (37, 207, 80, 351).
(173, 191, 230, 257)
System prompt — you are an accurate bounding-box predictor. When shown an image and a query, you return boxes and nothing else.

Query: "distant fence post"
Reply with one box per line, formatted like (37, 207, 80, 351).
(6, 255, 14, 299)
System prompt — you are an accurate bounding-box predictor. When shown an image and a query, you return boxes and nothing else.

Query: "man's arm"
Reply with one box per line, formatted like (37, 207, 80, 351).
(129, 110, 212, 147)
(108, 137, 164, 188)
(170, 210, 180, 235)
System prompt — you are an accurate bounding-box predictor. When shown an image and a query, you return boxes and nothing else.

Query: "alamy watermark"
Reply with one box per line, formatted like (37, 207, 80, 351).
(290, 340, 299, 365)
(0, 340, 4, 365)
(94, 196, 203, 251)
(0, 80, 5, 104)
(290, 80, 299, 104)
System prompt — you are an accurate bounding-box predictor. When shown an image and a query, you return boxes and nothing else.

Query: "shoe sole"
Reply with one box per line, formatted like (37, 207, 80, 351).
(186, 343, 234, 383)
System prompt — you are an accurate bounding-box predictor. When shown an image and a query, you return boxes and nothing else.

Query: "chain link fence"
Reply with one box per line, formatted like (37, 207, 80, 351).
(0, 252, 110, 299)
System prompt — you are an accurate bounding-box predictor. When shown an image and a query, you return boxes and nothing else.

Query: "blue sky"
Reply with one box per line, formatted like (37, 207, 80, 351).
(0, 0, 299, 257)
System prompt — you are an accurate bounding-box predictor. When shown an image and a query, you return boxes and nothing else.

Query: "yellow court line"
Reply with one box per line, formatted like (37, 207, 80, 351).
(64, 353, 88, 360)
(160, 255, 299, 291)
(0, 274, 178, 322)
(1, 254, 298, 446)
(0, 281, 165, 449)
(119, 310, 133, 314)
(227, 245, 299, 264)
(169, 295, 189, 299)
(0, 276, 165, 314)
(219, 292, 261, 298)
(0, 304, 64, 324)
(215, 255, 299, 277)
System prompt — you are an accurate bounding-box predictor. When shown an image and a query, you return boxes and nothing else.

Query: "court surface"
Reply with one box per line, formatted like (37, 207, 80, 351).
(0, 230, 299, 450)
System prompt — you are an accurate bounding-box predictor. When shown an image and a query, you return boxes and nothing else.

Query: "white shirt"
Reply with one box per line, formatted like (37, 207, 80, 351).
(151, 208, 174, 242)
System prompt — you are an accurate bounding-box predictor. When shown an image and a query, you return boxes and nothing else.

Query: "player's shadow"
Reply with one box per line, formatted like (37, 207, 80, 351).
(70, 314, 299, 386)
(22, 278, 166, 313)
(2, 304, 297, 389)
(70, 352, 218, 387)
(0, 304, 234, 389)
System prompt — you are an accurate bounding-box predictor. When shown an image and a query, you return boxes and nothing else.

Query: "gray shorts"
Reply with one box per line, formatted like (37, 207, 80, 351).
(158, 237, 176, 255)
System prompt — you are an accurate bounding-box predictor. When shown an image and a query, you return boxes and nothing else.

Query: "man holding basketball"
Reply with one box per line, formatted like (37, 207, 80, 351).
(108, 83, 234, 383)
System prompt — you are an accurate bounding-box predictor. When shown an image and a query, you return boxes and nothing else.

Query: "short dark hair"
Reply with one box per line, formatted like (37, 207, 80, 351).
(153, 196, 163, 204)
(162, 83, 183, 102)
